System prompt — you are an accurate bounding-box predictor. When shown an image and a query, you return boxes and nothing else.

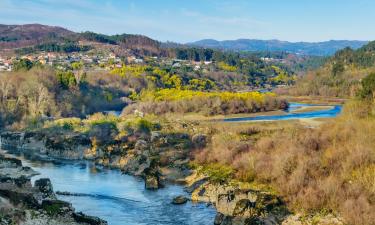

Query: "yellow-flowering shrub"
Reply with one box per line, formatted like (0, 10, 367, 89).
(218, 62, 237, 72)
(124, 89, 287, 115)
(142, 89, 275, 103)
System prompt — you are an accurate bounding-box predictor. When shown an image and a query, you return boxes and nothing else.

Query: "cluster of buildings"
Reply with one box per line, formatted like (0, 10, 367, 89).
(22, 52, 123, 68)
(0, 51, 150, 71)
(0, 57, 12, 71)
(0, 50, 214, 72)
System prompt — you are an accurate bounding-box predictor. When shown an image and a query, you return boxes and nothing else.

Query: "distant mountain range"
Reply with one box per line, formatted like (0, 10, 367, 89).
(188, 39, 369, 56)
(0, 24, 370, 57)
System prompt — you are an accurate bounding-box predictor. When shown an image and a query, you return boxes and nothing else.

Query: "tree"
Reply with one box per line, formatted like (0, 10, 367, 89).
(56, 71, 77, 89)
(12, 59, 33, 71)
(359, 73, 375, 100)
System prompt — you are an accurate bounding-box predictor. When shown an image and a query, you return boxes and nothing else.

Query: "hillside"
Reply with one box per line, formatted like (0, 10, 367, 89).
(0, 24, 167, 56)
(189, 39, 368, 56)
(290, 40, 375, 97)
(0, 24, 75, 49)
(1, 24, 368, 58)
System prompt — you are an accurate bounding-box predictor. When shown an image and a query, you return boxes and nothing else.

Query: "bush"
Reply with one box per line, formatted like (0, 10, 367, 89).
(124, 89, 288, 116)
(358, 72, 375, 99)
(45, 118, 82, 131)
(199, 163, 234, 184)
(193, 100, 375, 224)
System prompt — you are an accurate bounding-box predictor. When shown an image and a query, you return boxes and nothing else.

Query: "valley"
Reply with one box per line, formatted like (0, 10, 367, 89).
(0, 22, 374, 225)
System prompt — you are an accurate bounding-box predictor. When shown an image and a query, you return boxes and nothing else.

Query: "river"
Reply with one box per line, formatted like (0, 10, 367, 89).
(224, 103, 342, 122)
(7, 153, 216, 225)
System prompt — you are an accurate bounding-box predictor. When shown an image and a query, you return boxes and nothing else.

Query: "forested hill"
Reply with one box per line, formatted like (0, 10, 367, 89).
(329, 40, 375, 68)
(0, 24, 167, 56)
(0, 24, 75, 49)
(290, 40, 375, 97)
(189, 39, 368, 56)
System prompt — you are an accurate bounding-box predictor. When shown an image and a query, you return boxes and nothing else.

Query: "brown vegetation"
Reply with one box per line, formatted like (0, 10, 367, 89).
(193, 100, 375, 225)
(0, 68, 130, 129)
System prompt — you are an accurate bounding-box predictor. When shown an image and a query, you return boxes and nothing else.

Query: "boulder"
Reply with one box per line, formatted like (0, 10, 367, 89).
(145, 174, 159, 190)
(172, 196, 188, 205)
(214, 213, 233, 225)
(34, 178, 55, 199)
(73, 212, 108, 225)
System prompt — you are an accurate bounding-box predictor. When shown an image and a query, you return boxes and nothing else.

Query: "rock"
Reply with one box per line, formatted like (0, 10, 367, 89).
(73, 212, 108, 225)
(145, 174, 159, 190)
(0, 155, 108, 224)
(172, 196, 188, 205)
(185, 177, 208, 193)
(192, 182, 289, 225)
(214, 213, 233, 225)
(134, 140, 148, 151)
(34, 178, 55, 199)
(0, 187, 39, 208)
(233, 199, 253, 216)
(192, 134, 207, 148)
(214, 213, 225, 225)
(150, 131, 161, 142)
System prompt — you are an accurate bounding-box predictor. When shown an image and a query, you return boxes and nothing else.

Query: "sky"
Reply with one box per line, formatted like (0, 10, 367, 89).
(0, 0, 374, 43)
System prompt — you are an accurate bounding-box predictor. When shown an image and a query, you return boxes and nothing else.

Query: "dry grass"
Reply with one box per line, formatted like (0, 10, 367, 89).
(192, 100, 375, 225)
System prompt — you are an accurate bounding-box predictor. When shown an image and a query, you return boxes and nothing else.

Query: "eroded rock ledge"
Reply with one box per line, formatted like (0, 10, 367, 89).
(186, 173, 344, 225)
(0, 154, 107, 225)
(0, 130, 194, 190)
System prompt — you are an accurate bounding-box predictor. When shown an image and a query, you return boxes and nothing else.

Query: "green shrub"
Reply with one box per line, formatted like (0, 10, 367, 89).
(358, 72, 375, 99)
(199, 163, 234, 184)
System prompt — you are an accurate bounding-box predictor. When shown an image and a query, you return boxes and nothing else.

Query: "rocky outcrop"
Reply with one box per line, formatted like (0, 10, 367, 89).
(35, 178, 55, 199)
(0, 154, 107, 225)
(189, 179, 288, 225)
(1, 129, 194, 190)
(73, 212, 108, 225)
(144, 174, 160, 190)
(0, 131, 91, 160)
(172, 195, 189, 205)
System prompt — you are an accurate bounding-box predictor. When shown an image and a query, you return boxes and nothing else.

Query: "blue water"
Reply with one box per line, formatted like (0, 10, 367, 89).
(224, 103, 342, 122)
(13, 157, 216, 225)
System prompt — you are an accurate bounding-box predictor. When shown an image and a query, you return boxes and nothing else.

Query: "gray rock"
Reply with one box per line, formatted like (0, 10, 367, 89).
(144, 174, 159, 190)
(172, 196, 188, 205)
(35, 178, 55, 199)
(73, 212, 108, 225)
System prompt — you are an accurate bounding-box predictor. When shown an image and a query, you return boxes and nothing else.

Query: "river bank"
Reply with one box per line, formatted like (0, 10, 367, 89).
(1, 129, 289, 224)
(0, 111, 345, 225)
(0, 153, 107, 225)
(0, 102, 345, 225)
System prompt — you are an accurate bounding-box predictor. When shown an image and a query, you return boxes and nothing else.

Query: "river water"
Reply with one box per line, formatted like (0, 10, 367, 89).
(224, 103, 342, 122)
(8, 154, 216, 225)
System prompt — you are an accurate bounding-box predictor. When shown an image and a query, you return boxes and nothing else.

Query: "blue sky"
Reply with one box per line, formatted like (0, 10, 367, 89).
(0, 0, 374, 42)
